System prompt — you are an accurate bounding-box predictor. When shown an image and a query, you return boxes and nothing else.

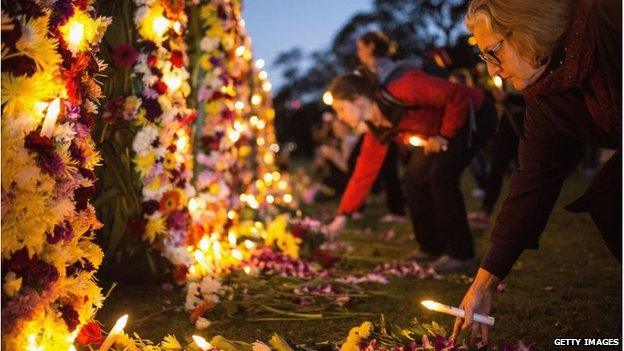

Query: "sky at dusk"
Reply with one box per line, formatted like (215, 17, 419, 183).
(242, 1, 372, 89)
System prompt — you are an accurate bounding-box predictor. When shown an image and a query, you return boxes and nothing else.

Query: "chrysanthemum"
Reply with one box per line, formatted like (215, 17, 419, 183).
(16, 14, 62, 71)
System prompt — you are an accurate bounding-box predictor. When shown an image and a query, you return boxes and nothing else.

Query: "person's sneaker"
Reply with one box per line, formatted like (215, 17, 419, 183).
(467, 211, 490, 230)
(407, 249, 440, 261)
(428, 255, 476, 273)
(379, 213, 407, 223)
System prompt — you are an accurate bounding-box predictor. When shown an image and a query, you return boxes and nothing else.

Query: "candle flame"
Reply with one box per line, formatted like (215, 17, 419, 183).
(322, 91, 334, 105)
(255, 59, 265, 69)
(493, 75, 503, 89)
(152, 16, 170, 37)
(421, 300, 437, 310)
(111, 315, 128, 334)
(192, 335, 212, 350)
(258, 71, 268, 80)
(408, 136, 425, 147)
(67, 21, 85, 48)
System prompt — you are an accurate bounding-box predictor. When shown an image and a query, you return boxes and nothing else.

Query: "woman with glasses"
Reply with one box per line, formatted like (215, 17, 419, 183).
(453, 0, 621, 345)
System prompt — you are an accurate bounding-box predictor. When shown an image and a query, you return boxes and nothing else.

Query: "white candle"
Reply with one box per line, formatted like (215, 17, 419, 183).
(192, 335, 212, 351)
(421, 300, 495, 326)
(40, 98, 61, 137)
(99, 314, 128, 351)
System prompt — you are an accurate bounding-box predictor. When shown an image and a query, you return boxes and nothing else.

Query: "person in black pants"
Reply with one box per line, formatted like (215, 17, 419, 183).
(403, 99, 498, 264)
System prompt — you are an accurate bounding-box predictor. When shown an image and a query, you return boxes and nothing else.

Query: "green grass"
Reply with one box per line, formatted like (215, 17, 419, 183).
(96, 170, 621, 347)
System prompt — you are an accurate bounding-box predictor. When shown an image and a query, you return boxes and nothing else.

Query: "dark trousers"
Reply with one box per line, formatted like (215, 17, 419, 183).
(348, 138, 406, 215)
(404, 99, 497, 260)
(567, 150, 622, 262)
(482, 114, 522, 213)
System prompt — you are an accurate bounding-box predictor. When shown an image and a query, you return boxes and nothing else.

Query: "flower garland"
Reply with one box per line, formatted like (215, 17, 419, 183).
(130, 0, 196, 250)
(1, 1, 110, 349)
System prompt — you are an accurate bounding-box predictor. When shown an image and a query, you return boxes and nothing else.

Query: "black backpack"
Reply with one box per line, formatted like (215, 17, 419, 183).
(360, 64, 421, 144)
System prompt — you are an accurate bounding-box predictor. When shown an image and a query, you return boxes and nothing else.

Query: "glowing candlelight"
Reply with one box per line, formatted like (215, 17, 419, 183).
(262, 82, 272, 92)
(235, 45, 246, 57)
(41, 98, 61, 137)
(192, 335, 212, 351)
(283, 194, 293, 204)
(322, 91, 334, 105)
(408, 135, 425, 147)
(99, 314, 128, 351)
(231, 249, 243, 260)
(163, 74, 182, 92)
(152, 16, 170, 38)
(492, 75, 503, 90)
(228, 231, 237, 247)
(255, 59, 265, 69)
(266, 194, 275, 204)
(251, 94, 262, 106)
(258, 71, 268, 80)
(67, 21, 85, 49)
(421, 300, 495, 326)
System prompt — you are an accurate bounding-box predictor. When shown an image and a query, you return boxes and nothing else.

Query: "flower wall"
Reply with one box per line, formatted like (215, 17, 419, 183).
(1, 1, 110, 349)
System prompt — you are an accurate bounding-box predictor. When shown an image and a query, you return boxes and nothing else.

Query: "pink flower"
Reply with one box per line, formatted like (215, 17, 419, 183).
(112, 44, 138, 68)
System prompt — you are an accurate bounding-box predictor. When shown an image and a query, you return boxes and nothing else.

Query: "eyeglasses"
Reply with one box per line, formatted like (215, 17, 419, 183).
(478, 40, 504, 66)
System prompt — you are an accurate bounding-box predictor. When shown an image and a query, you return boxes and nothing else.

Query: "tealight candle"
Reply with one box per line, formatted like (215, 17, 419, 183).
(421, 300, 495, 326)
(99, 314, 128, 351)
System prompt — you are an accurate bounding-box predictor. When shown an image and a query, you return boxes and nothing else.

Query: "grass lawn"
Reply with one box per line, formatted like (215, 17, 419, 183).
(96, 170, 621, 348)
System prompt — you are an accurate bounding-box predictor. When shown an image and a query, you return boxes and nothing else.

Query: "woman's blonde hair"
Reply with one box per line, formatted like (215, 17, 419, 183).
(465, 0, 573, 61)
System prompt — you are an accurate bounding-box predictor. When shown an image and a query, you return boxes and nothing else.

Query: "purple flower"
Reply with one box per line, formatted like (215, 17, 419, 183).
(24, 260, 59, 290)
(142, 97, 162, 122)
(59, 304, 80, 331)
(47, 221, 74, 244)
(24, 131, 65, 176)
(142, 200, 160, 215)
(65, 103, 81, 120)
(166, 210, 189, 232)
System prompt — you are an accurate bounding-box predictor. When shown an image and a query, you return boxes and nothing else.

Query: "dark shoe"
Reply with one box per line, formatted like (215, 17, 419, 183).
(408, 249, 440, 261)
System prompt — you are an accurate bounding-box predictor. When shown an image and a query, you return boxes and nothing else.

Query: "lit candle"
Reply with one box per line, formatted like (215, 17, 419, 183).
(99, 314, 128, 351)
(492, 75, 503, 90)
(322, 91, 333, 105)
(421, 300, 494, 326)
(408, 135, 425, 147)
(40, 98, 61, 137)
(192, 335, 212, 351)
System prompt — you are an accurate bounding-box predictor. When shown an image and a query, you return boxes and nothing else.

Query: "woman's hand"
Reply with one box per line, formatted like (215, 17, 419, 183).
(325, 215, 347, 238)
(452, 268, 500, 346)
(424, 135, 448, 155)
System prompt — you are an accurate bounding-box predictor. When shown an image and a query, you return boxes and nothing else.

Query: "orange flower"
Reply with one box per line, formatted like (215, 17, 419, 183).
(159, 190, 181, 213)
(75, 321, 104, 345)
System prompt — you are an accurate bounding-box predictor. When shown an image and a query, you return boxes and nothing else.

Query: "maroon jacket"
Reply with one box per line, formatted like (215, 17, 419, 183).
(482, 0, 622, 279)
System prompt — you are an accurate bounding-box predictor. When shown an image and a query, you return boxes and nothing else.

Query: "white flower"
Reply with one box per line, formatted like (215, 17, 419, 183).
(133, 125, 159, 155)
(199, 37, 219, 52)
(185, 282, 202, 310)
(199, 276, 222, 297)
(53, 122, 76, 143)
(195, 317, 211, 330)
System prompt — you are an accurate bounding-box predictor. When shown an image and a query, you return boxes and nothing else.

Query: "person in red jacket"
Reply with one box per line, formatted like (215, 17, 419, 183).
(325, 66, 497, 272)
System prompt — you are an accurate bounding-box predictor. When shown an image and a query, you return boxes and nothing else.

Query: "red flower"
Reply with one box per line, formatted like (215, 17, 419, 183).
(170, 50, 184, 67)
(75, 321, 104, 345)
(153, 80, 168, 94)
(147, 54, 158, 67)
(112, 44, 138, 68)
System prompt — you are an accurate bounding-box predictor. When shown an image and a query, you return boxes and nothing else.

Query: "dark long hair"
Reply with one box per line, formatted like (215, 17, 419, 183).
(358, 31, 396, 58)
(327, 66, 410, 141)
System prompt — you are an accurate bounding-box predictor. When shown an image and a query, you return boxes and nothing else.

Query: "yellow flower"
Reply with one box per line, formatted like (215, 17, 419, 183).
(16, 14, 62, 71)
(3, 272, 22, 297)
(134, 151, 156, 178)
(163, 153, 177, 170)
(161, 334, 182, 350)
(1, 71, 63, 117)
(358, 321, 373, 338)
(145, 216, 167, 243)
(199, 54, 213, 70)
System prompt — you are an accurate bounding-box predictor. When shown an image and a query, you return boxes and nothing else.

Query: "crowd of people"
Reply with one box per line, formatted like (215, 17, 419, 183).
(304, 0, 620, 345)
